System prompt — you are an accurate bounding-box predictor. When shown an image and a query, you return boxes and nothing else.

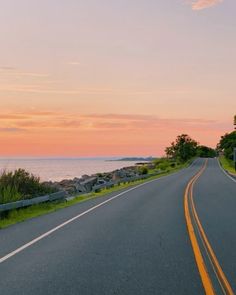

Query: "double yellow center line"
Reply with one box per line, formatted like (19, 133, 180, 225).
(184, 160, 234, 295)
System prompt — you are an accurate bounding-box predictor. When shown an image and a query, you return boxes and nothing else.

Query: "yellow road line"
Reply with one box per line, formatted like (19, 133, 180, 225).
(190, 163, 234, 295)
(184, 164, 215, 295)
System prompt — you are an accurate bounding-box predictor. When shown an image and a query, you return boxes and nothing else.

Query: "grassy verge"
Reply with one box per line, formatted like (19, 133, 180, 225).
(0, 160, 191, 229)
(219, 156, 236, 175)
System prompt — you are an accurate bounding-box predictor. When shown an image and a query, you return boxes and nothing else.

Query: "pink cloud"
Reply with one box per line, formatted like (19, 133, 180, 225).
(0, 111, 216, 132)
(0, 127, 26, 133)
(191, 0, 224, 10)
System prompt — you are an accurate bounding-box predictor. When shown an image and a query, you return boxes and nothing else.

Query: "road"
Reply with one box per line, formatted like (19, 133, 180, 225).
(0, 158, 235, 294)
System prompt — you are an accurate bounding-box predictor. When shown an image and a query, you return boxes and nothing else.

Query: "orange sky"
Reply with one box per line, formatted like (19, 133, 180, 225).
(0, 110, 233, 157)
(0, 0, 235, 157)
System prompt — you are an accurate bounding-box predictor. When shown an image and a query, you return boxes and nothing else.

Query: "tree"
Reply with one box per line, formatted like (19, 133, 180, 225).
(165, 134, 198, 162)
(217, 131, 236, 160)
(197, 145, 216, 158)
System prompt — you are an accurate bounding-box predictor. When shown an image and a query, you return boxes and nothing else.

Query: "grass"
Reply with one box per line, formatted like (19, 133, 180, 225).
(0, 168, 56, 205)
(0, 160, 191, 229)
(219, 155, 236, 175)
(0, 185, 22, 204)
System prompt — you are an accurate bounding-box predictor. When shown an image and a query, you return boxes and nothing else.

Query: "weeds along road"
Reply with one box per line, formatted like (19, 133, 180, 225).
(0, 158, 235, 295)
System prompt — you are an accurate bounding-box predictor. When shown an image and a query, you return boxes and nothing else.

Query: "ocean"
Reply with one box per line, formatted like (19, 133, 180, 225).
(0, 158, 146, 182)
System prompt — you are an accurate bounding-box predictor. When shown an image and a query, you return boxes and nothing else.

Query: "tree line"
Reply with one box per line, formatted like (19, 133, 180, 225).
(165, 118, 236, 163)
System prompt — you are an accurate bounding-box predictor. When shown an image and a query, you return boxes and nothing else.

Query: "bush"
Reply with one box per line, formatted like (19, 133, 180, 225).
(153, 158, 179, 171)
(158, 162, 170, 171)
(0, 169, 56, 204)
(0, 185, 22, 204)
(153, 159, 161, 167)
(217, 131, 236, 160)
(138, 166, 148, 175)
(197, 146, 216, 158)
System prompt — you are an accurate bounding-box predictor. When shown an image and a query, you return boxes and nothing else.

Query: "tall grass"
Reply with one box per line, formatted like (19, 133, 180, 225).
(153, 158, 181, 171)
(0, 185, 22, 204)
(219, 156, 235, 174)
(0, 169, 56, 205)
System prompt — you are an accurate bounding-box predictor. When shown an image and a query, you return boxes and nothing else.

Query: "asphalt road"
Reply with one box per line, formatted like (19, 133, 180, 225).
(0, 158, 235, 295)
(193, 159, 236, 293)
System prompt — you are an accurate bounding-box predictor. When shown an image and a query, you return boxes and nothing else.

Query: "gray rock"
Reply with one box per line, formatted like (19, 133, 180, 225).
(79, 176, 98, 192)
(40, 163, 150, 196)
(74, 182, 87, 193)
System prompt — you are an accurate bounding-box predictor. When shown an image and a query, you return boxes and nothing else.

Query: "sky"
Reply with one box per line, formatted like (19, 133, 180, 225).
(0, 0, 235, 157)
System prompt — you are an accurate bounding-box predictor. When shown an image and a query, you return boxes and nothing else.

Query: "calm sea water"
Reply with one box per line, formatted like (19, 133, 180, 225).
(0, 158, 145, 182)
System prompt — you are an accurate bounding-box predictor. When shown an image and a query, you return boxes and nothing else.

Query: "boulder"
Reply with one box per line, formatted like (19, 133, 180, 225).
(74, 181, 87, 193)
(79, 176, 98, 192)
(59, 179, 74, 186)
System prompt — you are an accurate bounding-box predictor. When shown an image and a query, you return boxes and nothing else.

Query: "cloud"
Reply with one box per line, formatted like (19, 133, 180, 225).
(0, 83, 190, 96)
(191, 0, 224, 10)
(0, 110, 82, 130)
(0, 110, 217, 133)
(91, 122, 127, 129)
(0, 66, 49, 78)
(14, 72, 49, 78)
(83, 113, 214, 124)
(0, 111, 58, 121)
(83, 114, 157, 121)
(0, 127, 26, 133)
(81, 113, 216, 131)
(20, 110, 57, 117)
(16, 119, 81, 129)
(0, 66, 16, 71)
(67, 61, 80, 66)
(0, 86, 112, 95)
(0, 114, 29, 120)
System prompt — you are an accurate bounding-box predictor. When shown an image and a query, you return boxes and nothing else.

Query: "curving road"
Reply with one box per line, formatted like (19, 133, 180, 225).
(0, 158, 235, 294)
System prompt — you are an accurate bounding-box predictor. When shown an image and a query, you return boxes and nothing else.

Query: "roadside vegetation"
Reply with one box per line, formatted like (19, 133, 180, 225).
(0, 169, 56, 205)
(219, 156, 235, 175)
(217, 131, 236, 161)
(217, 129, 236, 174)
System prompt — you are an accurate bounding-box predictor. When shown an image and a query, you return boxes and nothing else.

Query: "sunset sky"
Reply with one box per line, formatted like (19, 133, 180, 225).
(0, 0, 235, 157)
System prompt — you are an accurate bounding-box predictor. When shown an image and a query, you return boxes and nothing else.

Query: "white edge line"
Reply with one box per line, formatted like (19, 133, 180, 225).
(217, 158, 236, 183)
(0, 160, 199, 264)
(0, 168, 185, 264)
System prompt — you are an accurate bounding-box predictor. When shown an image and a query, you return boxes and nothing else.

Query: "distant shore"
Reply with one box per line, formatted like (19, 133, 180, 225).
(107, 157, 157, 162)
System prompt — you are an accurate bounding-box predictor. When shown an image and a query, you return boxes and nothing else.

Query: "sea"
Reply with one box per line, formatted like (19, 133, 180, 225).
(0, 158, 147, 182)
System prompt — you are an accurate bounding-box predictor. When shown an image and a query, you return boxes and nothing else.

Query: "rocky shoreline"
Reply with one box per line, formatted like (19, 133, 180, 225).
(43, 163, 155, 195)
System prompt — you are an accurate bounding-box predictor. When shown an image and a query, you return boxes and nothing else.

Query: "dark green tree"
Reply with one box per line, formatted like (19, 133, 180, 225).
(165, 134, 198, 162)
(197, 145, 216, 158)
(217, 131, 236, 160)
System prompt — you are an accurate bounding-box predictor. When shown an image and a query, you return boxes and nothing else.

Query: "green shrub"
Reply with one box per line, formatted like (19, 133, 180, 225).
(158, 162, 170, 171)
(0, 169, 57, 204)
(138, 166, 148, 175)
(217, 131, 236, 160)
(0, 185, 22, 204)
(153, 159, 163, 168)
